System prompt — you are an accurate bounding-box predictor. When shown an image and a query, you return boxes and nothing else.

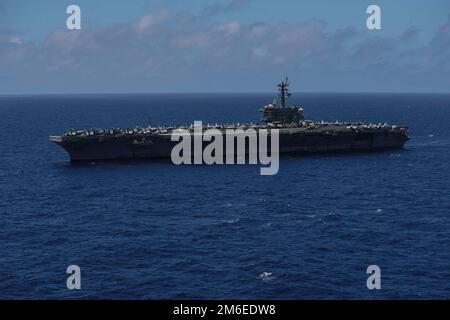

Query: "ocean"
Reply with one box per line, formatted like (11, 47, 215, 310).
(1, 93, 450, 299)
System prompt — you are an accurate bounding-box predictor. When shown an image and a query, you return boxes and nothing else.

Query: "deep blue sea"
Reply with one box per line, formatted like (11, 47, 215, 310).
(1, 93, 450, 299)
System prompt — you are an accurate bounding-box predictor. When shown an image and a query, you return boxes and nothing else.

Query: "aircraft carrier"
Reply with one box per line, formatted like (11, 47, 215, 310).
(50, 79, 410, 162)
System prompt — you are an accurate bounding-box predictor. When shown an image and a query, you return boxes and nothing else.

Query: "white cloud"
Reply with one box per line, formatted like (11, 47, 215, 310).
(8, 36, 22, 45)
(214, 21, 240, 36)
(252, 47, 268, 58)
(135, 9, 170, 33)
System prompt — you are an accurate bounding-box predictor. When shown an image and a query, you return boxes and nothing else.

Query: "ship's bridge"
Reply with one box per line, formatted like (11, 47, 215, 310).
(261, 104, 304, 124)
(261, 78, 304, 124)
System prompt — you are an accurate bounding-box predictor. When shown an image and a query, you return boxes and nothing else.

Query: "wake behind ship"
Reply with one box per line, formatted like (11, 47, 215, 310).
(50, 79, 410, 162)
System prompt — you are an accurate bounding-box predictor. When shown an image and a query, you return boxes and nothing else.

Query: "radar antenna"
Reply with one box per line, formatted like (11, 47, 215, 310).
(277, 77, 291, 109)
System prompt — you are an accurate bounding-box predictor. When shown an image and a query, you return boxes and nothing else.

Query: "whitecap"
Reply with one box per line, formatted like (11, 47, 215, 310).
(223, 218, 239, 224)
(260, 272, 273, 281)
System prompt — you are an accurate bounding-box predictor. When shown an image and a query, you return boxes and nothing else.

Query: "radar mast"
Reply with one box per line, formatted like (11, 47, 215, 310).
(278, 77, 291, 109)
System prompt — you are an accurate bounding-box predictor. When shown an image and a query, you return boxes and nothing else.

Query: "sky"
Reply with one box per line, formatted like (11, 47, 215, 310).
(0, 0, 449, 93)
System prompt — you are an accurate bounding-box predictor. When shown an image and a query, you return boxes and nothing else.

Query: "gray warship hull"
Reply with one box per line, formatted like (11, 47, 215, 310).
(50, 125, 409, 162)
(49, 79, 410, 162)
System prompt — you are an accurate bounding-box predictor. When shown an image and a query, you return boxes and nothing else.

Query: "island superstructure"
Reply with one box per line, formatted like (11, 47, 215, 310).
(50, 79, 410, 162)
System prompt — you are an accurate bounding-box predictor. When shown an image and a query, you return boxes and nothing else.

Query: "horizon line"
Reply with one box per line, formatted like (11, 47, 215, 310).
(1, 90, 450, 97)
